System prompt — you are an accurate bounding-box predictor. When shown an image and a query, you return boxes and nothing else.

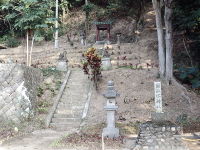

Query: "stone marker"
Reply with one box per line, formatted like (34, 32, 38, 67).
(154, 82, 162, 113)
(103, 81, 119, 138)
(116, 33, 121, 45)
(152, 82, 167, 121)
(56, 51, 68, 72)
(101, 57, 112, 71)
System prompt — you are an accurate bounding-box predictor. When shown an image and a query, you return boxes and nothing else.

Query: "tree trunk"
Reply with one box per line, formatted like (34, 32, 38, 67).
(61, 0, 66, 22)
(85, 0, 89, 46)
(164, 0, 173, 82)
(152, 0, 165, 77)
(29, 35, 35, 66)
(55, 0, 59, 48)
(26, 30, 29, 66)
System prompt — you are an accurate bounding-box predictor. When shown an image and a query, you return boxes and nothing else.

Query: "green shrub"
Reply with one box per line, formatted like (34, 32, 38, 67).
(0, 35, 9, 44)
(44, 28, 54, 41)
(176, 114, 188, 125)
(177, 67, 200, 88)
(55, 80, 62, 90)
(5, 37, 21, 48)
(37, 87, 44, 97)
(58, 25, 68, 37)
(34, 28, 54, 42)
(41, 67, 62, 77)
(37, 107, 48, 114)
(36, 100, 50, 114)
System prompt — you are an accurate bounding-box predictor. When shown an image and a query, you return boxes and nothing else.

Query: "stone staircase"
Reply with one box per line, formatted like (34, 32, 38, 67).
(50, 68, 91, 130)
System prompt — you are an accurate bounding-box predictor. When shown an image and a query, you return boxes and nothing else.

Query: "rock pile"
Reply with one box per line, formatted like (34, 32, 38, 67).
(133, 121, 188, 150)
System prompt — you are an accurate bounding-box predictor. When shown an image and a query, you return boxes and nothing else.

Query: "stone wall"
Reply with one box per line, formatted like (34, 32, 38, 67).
(0, 63, 43, 122)
(132, 121, 189, 150)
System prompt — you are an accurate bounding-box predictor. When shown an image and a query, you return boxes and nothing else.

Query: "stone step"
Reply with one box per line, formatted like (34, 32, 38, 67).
(50, 69, 90, 131)
(51, 118, 81, 123)
(61, 93, 88, 100)
(65, 82, 90, 86)
(56, 108, 82, 113)
(60, 95, 88, 101)
(56, 108, 83, 116)
(50, 123, 79, 131)
(67, 79, 89, 84)
(67, 79, 88, 83)
(53, 113, 80, 118)
(58, 102, 85, 107)
(64, 87, 89, 93)
(59, 99, 87, 105)
(57, 104, 84, 110)
(68, 75, 87, 78)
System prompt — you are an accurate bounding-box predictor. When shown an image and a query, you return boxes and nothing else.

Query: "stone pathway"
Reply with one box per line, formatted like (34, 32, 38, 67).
(183, 133, 200, 150)
(0, 68, 91, 150)
(50, 68, 91, 130)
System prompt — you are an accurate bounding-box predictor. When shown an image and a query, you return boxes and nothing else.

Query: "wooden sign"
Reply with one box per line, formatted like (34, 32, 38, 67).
(154, 82, 163, 113)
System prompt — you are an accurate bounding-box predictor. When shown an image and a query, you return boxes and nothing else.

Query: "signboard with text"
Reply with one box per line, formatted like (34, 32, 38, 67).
(154, 82, 163, 113)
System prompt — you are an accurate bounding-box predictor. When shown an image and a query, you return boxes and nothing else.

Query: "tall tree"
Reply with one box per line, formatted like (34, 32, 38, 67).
(164, 0, 173, 82)
(152, 0, 165, 77)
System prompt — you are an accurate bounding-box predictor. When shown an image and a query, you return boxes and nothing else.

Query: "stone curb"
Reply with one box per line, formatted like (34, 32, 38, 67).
(45, 70, 71, 128)
(81, 81, 92, 120)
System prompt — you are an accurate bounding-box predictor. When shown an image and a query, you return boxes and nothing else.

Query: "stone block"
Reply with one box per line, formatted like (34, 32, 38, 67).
(0, 64, 42, 122)
(103, 127, 119, 138)
(56, 61, 68, 72)
(4, 96, 13, 103)
(151, 112, 167, 122)
(101, 57, 112, 71)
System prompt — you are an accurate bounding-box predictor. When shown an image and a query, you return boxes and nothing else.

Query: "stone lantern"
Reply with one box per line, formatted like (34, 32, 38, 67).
(116, 33, 121, 46)
(103, 81, 119, 138)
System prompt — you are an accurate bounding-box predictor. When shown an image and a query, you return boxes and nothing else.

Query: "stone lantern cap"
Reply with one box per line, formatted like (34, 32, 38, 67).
(103, 81, 119, 99)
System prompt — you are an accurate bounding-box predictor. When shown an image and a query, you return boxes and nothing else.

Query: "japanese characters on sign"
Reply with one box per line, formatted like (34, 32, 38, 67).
(154, 82, 163, 113)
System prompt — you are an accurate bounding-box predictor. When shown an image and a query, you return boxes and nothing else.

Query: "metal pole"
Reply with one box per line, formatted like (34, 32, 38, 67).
(55, 0, 59, 49)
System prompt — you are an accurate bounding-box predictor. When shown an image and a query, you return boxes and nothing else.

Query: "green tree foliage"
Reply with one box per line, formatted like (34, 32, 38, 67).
(173, 0, 200, 32)
(2, 0, 55, 33)
(173, 0, 200, 88)
(173, 0, 200, 65)
(178, 67, 200, 89)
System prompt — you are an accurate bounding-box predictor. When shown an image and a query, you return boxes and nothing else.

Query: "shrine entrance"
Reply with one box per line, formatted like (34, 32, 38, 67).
(94, 21, 112, 44)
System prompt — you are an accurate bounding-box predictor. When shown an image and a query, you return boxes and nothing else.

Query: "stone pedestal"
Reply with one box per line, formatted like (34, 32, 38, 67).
(56, 61, 68, 72)
(151, 112, 167, 122)
(103, 105, 119, 138)
(117, 34, 121, 45)
(102, 81, 120, 138)
(80, 36, 86, 46)
(101, 57, 112, 71)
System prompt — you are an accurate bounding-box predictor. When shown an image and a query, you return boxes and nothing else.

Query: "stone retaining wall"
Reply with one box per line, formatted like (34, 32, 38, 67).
(133, 121, 189, 150)
(0, 63, 43, 122)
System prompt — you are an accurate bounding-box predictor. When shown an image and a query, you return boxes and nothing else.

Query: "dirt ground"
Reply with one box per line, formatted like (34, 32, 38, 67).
(83, 5, 200, 131)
